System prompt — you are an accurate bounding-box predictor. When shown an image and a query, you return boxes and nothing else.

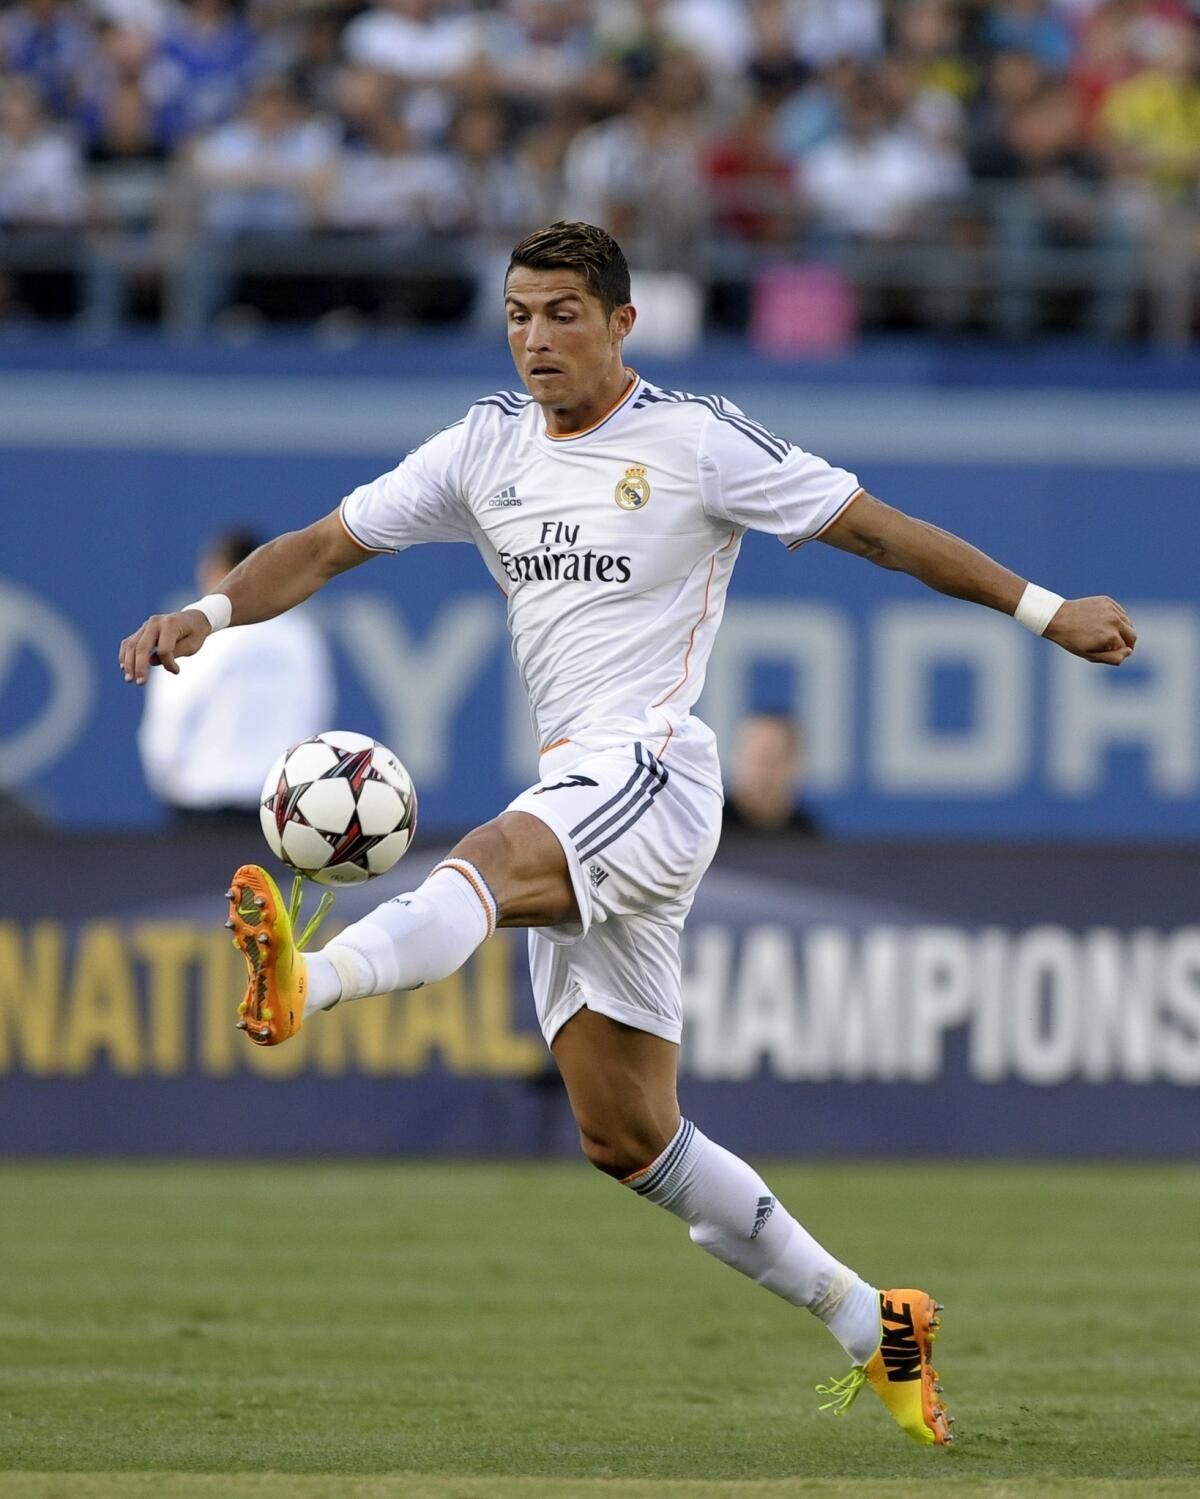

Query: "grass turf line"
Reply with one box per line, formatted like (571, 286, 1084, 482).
(1, 1162, 1197, 1485)
(5, 1479, 1200, 1499)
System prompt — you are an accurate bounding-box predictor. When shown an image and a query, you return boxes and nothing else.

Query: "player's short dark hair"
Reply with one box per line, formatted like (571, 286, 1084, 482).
(210, 528, 261, 571)
(506, 222, 631, 317)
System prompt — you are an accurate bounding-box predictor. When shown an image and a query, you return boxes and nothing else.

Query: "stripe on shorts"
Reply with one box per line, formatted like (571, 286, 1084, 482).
(569, 753, 649, 841)
(572, 744, 668, 862)
(579, 768, 668, 861)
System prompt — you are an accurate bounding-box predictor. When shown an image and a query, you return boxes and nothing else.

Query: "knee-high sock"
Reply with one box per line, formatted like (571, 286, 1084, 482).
(303, 859, 496, 1012)
(625, 1119, 881, 1365)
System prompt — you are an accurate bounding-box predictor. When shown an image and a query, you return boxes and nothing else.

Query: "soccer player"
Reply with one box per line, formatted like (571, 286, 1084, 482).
(119, 221, 1136, 1448)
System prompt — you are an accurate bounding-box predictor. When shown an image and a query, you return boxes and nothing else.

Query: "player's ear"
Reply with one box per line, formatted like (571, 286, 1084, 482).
(613, 303, 636, 342)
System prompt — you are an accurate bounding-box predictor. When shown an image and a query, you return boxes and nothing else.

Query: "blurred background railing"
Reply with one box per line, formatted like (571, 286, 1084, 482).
(3, 181, 1197, 344)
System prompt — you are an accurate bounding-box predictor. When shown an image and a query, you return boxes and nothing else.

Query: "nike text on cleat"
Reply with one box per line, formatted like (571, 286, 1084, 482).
(226, 864, 307, 1048)
(816, 1288, 952, 1447)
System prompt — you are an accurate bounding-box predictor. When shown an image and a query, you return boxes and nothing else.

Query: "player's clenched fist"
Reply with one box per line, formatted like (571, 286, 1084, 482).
(1044, 596, 1136, 665)
(118, 609, 212, 685)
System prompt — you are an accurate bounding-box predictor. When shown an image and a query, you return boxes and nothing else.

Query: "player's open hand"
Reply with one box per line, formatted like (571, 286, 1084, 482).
(118, 610, 212, 685)
(1044, 596, 1136, 665)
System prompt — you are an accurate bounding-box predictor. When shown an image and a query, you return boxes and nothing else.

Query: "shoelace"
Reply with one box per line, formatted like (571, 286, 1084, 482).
(815, 1366, 867, 1415)
(287, 874, 336, 951)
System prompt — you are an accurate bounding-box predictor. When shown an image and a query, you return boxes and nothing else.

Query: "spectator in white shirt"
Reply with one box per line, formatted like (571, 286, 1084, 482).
(190, 74, 337, 235)
(563, 56, 707, 265)
(0, 73, 86, 225)
(172, 75, 338, 325)
(595, 0, 764, 86)
(330, 109, 463, 232)
(448, 100, 545, 237)
(341, 0, 478, 85)
(138, 528, 335, 827)
(802, 75, 964, 240)
(789, 0, 883, 70)
(479, 0, 594, 104)
(0, 71, 85, 317)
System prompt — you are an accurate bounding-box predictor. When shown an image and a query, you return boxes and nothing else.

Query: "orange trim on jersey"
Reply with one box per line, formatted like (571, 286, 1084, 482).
(540, 737, 572, 754)
(787, 488, 865, 551)
(433, 859, 496, 940)
(543, 370, 639, 441)
(650, 529, 736, 715)
(338, 502, 391, 555)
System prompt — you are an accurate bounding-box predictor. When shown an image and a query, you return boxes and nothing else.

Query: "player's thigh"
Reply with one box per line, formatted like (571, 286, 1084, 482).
(449, 811, 578, 927)
(551, 1006, 681, 1176)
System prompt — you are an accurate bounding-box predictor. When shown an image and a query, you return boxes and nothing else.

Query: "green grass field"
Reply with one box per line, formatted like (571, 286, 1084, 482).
(2, 1161, 1197, 1498)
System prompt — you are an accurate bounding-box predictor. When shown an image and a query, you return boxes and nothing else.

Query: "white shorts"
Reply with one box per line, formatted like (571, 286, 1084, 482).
(505, 739, 723, 1048)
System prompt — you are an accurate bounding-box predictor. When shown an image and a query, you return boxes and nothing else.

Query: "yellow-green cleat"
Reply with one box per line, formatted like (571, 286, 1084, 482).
(817, 1289, 953, 1446)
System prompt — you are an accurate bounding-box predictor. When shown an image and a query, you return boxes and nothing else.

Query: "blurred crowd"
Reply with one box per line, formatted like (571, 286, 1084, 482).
(0, 0, 1197, 336)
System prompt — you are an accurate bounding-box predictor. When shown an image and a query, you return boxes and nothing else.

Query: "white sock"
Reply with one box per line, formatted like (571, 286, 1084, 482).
(303, 860, 496, 1013)
(625, 1119, 881, 1365)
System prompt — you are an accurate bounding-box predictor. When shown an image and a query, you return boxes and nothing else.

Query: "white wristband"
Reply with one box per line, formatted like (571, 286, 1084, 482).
(1015, 582, 1065, 636)
(184, 593, 232, 633)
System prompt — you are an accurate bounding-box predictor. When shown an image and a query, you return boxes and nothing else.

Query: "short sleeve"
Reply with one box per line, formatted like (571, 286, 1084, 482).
(339, 420, 472, 554)
(697, 399, 862, 550)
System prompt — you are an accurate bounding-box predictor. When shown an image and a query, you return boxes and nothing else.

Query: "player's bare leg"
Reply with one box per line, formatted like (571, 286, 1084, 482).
(550, 1006, 681, 1174)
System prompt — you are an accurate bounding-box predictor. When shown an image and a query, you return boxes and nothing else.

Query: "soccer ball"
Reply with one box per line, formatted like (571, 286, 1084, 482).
(259, 730, 417, 886)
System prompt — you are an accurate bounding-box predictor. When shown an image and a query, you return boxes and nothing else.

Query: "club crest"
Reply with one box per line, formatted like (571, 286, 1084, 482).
(615, 464, 651, 511)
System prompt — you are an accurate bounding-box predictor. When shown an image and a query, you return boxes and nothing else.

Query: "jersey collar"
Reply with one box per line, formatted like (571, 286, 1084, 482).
(539, 369, 641, 444)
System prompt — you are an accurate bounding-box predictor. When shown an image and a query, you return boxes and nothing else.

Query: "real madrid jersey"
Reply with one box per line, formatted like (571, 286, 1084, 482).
(339, 372, 861, 792)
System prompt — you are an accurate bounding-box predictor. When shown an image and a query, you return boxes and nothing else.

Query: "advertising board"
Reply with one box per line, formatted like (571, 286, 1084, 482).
(2, 837, 1195, 1158)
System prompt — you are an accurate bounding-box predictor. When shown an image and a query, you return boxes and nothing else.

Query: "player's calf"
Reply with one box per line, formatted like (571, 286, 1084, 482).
(552, 1006, 682, 1178)
(576, 1119, 676, 1179)
(296, 812, 572, 1013)
(302, 859, 498, 1011)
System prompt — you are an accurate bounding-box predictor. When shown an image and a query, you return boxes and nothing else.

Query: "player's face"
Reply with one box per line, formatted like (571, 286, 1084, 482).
(504, 267, 634, 418)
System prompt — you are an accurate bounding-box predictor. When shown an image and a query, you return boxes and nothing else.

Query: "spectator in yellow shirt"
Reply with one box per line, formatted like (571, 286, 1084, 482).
(1101, 20, 1200, 197)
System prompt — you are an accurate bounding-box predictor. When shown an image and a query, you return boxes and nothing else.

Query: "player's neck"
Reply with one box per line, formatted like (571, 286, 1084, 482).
(541, 366, 635, 438)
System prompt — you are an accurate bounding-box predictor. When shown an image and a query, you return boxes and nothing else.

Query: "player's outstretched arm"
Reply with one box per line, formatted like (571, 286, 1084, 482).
(820, 491, 1136, 665)
(118, 509, 371, 685)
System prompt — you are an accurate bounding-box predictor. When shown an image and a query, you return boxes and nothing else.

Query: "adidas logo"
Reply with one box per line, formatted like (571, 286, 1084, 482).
(750, 1194, 775, 1240)
(587, 863, 609, 889)
(488, 485, 522, 508)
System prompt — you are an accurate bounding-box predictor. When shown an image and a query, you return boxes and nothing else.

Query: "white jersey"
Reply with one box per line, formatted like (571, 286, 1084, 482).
(339, 372, 861, 791)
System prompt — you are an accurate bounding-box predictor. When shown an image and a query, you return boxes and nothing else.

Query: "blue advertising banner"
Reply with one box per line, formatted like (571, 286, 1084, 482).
(1, 835, 1196, 1158)
(2, 355, 1197, 839)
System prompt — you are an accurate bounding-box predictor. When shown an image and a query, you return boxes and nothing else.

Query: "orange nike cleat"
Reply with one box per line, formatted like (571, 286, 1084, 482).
(817, 1288, 954, 1446)
(226, 864, 308, 1047)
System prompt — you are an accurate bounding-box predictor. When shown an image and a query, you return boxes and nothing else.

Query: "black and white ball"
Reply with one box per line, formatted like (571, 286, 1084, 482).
(260, 730, 417, 886)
